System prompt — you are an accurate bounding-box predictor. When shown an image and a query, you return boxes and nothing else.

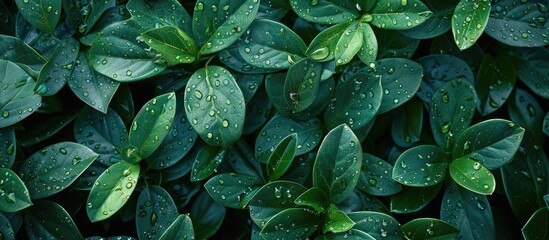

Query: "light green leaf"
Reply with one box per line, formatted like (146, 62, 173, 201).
(305, 21, 352, 62)
(370, 0, 432, 30)
(266, 133, 298, 181)
(335, 21, 363, 66)
(190, 145, 225, 182)
(248, 181, 307, 227)
(260, 208, 320, 240)
(356, 23, 378, 65)
(289, 0, 359, 25)
(324, 204, 355, 233)
(142, 26, 198, 66)
(15, 0, 61, 33)
(393, 145, 449, 187)
(451, 0, 491, 50)
(284, 58, 322, 113)
(449, 157, 495, 195)
(159, 214, 195, 240)
(205, 173, 263, 209)
(402, 218, 459, 240)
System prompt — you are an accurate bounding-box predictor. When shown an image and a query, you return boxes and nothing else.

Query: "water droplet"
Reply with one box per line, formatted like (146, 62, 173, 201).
(473, 162, 481, 170)
(368, 178, 377, 186)
(59, 148, 67, 155)
(194, 90, 203, 99)
(1, 111, 8, 118)
(222, 119, 229, 128)
(274, 186, 282, 198)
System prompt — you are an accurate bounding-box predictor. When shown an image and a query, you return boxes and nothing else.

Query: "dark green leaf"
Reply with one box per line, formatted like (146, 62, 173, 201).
(0, 34, 45, 72)
(192, 0, 259, 55)
(452, 119, 525, 170)
(356, 23, 378, 65)
(324, 204, 355, 233)
(430, 33, 485, 71)
(0, 127, 15, 168)
(522, 207, 549, 240)
(219, 48, 278, 74)
(305, 21, 352, 62)
(185, 66, 245, 149)
(324, 72, 382, 130)
(348, 211, 403, 240)
(357, 153, 402, 196)
(71, 163, 107, 191)
(0, 213, 14, 240)
(136, 185, 178, 240)
(284, 58, 322, 113)
(205, 173, 263, 209)
(449, 157, 495, 195)
(313, 124, 362, 203)
(289, 0, 359, 25)
(248, 181, 307, 227)
(373, 28, 420, 59)
(475, 54, 516, 115)
(15, 0, 61, 33)
(390, 184, 443, 214)
(512, 47, 549, 98)
(255, 115, 323, 161)
(391, 99, 423, 148)
(451, 0, 491, 50)
(393, 145, 449, 187)
(127, 0, 192, 33)
(18, 142, 98, 199)
(86, 161, 139, 222)
(0, 168, 32, 212)
(416, 54, 475, 104)
(266, 133, 298, 181)
(508, 89, 545, 145)
(159, 214, 194, 240)
(238, 19, 306, 70)
(429, 78, 477, 150)
(243, 86, 272, 135)
(20, 112, 77, 147)
(141, 26, 198, 66)
(62, 0, 114, 35)
(35, 37, 79, 96)
(190, 191, 226, 239)
(24, 200, 82, 239)
(191, 145, 225, 182)
(402, 218, 459, 240)
(440, 182, 494, 240)
(400, 0, 458, 39)
(486, 0, 549, 47)
(74, 107, 128, 166)
(129, 92, 176, 159)
(294, 186, 328, 213)
(369, 0, 432, 30)
(260, 208, 320, 240)
(0, 60, 42, 128)
(501, 136, 549, 223)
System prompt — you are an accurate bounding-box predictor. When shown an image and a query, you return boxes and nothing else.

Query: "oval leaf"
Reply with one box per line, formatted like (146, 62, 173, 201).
(266, 133, 298, 181)
(358, 153, 402, 196)
(370, 0, 432, 30)
(348, 211, 403, 240)
(24, 200, 82, 239)
(475, 54, 516, 115)
(190, 145, 225, 182)
(35, 37, 80, 96)
(141, 26, 198, 66)
(392, 145, 449, 187)
(205, 173, 263, 209)
(260, 208, 320, 240)
(449, 157, 495, 195)
(159, 214, 195, 240)
(0, 168, 32, 212)
(135, 185, 178, 240)
(284, 58, 322, 113)
(451, 0, 491, 50)
(402, 218, 459, 240)
(15, 0, 61, 33)
(289, 0, 359, 25)
(248, 181, 307, 227)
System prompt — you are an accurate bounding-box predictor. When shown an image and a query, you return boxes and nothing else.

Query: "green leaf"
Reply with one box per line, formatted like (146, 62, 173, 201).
(501, 136, 549, 223)
(0, 168, 32, 212)
(348, 211, 403, 240)
(512, 47, 549, 98)
(255, 115, 323, 162)
(369, 0, 432, 30)
(369, 58, 423, 114)
(238, 19, 306, 70)
(68, 52, 120, 113)
(74, 107, 128, 166)
(159, 214, 194, 240)
(127, 0, 192, 33)
(334, 21, 363, 66)
(88, 20, 167, 82)
(205, 173, 263, 209)
(219, 48, 278, 74)
(266, 133, 298, 181)
(18, 142, 98, 199)
(324, 204, 355, 233)
(15, 0, 61, 33)
(313, 124, 362, 204)
(522, 207, 549, 240)
(400, 0, 459, 39)
(390, 184, 443, 214)
(145, 91, 198, 169)
(191, 145, 225, 182)
(260, 208, 320, 240)
(393, 145, 449, 187)
(141, 26, 198, 66)
(0, 127, 15, 168)
(475, 54, 516, 115)
(356, 23, 378, 65)
(192, 0, 259, 55)
(129, 92, 176, 159)
(0, 213, 14, 240)
(508, 89, 545, 145)
(0, 60, 42, 128)
(71, 163, 107, 191)
(35, 37, 79, 96)
(136, 185, 178, 240)
(373, 28, 420, 59)
(305, 21, 352, 62)
(452, 119, 525, 170)
(324, 72, 382, 130)
(284, 58, 322, 113)
(486, 0, 549, 47)
(62, 0, 114, 35)
(289, 0, 359, 25)
(402, 218, 459, 240)
(451, 0, 491, 50)
(185, 66, 245, 149)
(440, 182, 494, 240)
(248, 181, 307, 227)
(449, 157, 495, 195)
(294, 186, 329, 213)
(190, 191, 226, 239)
(391, 99, 423, 148)
(86, 161, 139, 222)
(416, 54, 475, 104)
(429, 78, 477, 150)
(357, 153, 402, 196)
(0, 35, 45, 71)
(24, 200, 82, 239)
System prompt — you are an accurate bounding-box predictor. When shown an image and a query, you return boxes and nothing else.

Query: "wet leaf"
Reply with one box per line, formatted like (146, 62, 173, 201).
(0, 168, 32, 212)
(294, 186, 329, 213)
(451, 0, 491, 50)
(348, 211, 403, 240)
(190, 145, 225, 182)
(391, 99, 423, 148)
(159, 214, 194, 240)
(141, 26, 198, 66)
(135, 185, 178, 240)
(24, 200, 82, 239)
(475, 54, 516, 116)
(508, 88, 545, 145)
(393, 145, 449, 187)
(266, 133, 298, 181)
(289, 0, 359, 25)
(260, 208, 320, 239)
(391, 184, 443, 214)
(402, 218, 459, 240)
(190, 191, 226, 239)
(370, 0, 432, 30)
(127, 0, 192, 33)
(401, 0, 459, 39)
(35, 37, 79, 96)
(449, 157, 495, 195)
(248, 181, 307, 227)
(205, 173, 263, 209)
(357, 153, 402, 196)
(0, 127, 16, 169)
(15, 0, 61, 33)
